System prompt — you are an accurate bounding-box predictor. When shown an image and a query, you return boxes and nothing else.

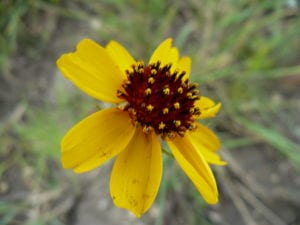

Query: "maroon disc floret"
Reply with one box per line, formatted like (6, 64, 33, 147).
(117, 61, 200, 137)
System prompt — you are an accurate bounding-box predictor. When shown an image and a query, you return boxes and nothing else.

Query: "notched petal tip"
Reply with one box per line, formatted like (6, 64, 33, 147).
(56, 38, 126, 103)
(77, 38, 100, 48)
(176, 56, 192, 79)
(149, 38, 180, 66)
(161, 38, 173, 46)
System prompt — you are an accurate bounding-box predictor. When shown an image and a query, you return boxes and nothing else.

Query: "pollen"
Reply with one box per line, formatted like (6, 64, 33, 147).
(177, 87, 183, 94)
(158, 122, 166, 130)
(137, 60, 144, 67)
(148, 77, 155, 84)
(187, 92, 193, 99)
(117, 61, 200, 136)
(163, 87, 170, 95)
(145, 88, 152, 95)
(174, 120, 181, 127)
(173, 102, 180, 109)
(151, 69, 157, 75)
(162, 108, 169, 114)
(146, 104, 154, 111)
(142, 126, 152, 133)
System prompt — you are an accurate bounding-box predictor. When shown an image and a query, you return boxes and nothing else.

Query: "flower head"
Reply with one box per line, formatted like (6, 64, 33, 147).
(57, 38, 226, 217)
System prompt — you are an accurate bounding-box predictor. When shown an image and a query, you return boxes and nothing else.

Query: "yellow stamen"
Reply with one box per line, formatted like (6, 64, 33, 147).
(177, 87, 183, 94)
(162, 108, 169, 114)
(174, 120, 181, 127)
(167, 132, 176, 139)
(138, 68, 144, 73)
(146, 104, 154, 111)
(137, 60, 144, 66)
(148, 77, 155, 84)
(128, 108, 137, 115)
(187, 92, 193, 99)
(144, 88, 152, 95)
(193, 90, 200, 95)
(151, 69, 157, 75)
(158, 122, 165, 130)
(174, 102, 180, 109)
(142, 126, 152, 133)
(163, 87, 170, 95)
(178, 131, 185, 136)
(189, 123, 196, 130)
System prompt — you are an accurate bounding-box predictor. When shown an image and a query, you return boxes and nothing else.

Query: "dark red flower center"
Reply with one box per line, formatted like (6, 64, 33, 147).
(117, 61, 200, 137)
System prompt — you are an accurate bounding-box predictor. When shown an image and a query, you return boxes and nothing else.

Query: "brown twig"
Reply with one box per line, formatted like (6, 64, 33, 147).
(221, 169, 257, 225)
(220, 148, 268, 199)
(237, 183, 287, 225)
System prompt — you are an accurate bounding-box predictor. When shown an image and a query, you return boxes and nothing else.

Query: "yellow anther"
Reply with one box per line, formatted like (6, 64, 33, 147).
(187, 92, 193, 99)
(146, 104, 154, 112)
(137, 60, 144, 66)
(174, 120, 181, 127)
(138, 68, 144, 73)
(128, 108, 137, 115)
(148, 77, 155, 84)
(174, 102, 180, 109)
(167, 132, 176, 139)
(189, 123, 196, 130)
(163, 87, 170, 95)
(177, 87, 183, 94)
(162, 108, 169, 114)
(151, 69, 157, 75)
(178, 131, 185, 136)
(158, 122, 166, 130)
(193, 90, 200, 95)
(142, 126, 152, 133)
(189, 108, 194, 113)
(144, 88, 152, 95)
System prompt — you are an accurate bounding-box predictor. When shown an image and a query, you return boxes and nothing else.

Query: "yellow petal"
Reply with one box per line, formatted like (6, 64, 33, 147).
(189, 123, 226, 165)
(191, 123, 221, 152)
(61, 108, 135, 173)
(176, 56, 191, 80)
(166, 135, 218, 204)
(110, 128, 162, 217)
(195, 96, 221, 119)
(56, 39, 126, 103)
(149, 38, 179, 67)
(106, 40, 136, 73)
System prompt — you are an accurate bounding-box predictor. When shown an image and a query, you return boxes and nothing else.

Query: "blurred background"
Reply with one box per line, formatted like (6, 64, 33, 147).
(1, 0, 300, 224)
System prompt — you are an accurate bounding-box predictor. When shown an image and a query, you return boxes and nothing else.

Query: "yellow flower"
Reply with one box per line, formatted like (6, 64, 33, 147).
(56, 38, 226, 217)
